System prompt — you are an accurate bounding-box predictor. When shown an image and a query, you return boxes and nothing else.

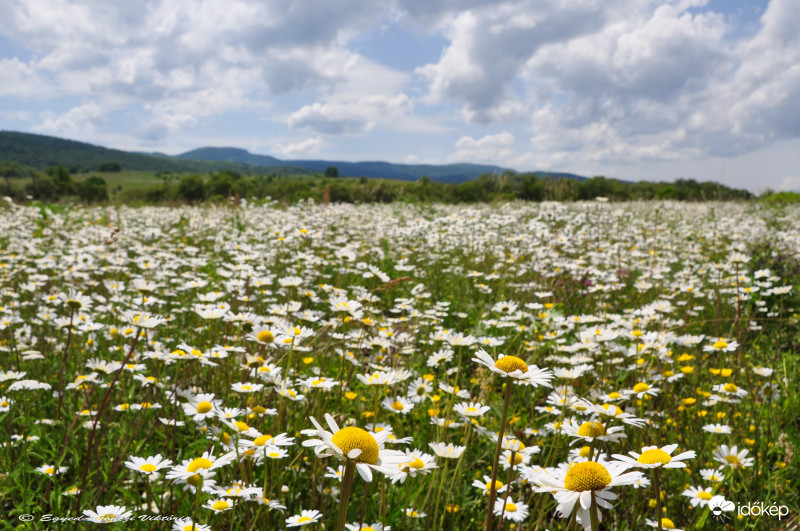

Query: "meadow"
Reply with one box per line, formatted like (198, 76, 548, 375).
(0, 198, 797, 530)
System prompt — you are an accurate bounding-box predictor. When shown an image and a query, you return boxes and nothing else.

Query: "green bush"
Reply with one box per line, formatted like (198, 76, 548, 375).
(177, 174, 206, 202)
(78, 176, 109, 203)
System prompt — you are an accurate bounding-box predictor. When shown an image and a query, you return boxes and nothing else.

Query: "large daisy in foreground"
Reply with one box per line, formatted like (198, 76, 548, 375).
(533, 460, 643, 531)
(301, 414, 407, 482)
(472, 349, 553, 387)
(612, 444, 696, 469)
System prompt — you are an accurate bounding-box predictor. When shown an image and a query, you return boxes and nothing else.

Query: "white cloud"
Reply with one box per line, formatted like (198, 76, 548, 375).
(451, 131, 514, 163)
(33, 103, 109, 135)
(288, 94, 413, 135)
(777, 175, 800, 192)
(272, 137, 324, 157)
(0, 58, 51, 98)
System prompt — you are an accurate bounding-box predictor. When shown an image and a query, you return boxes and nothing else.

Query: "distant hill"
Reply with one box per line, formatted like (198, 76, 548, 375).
(177, 146, 573, 183)
(0, 132, 309, 176)
(0, 131, 589, 183)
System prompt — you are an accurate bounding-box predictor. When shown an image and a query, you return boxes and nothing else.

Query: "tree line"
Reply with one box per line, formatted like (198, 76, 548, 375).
(0, 162, 754, 205)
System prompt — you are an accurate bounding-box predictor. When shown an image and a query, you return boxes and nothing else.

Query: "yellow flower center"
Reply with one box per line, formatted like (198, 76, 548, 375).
(725, 455, 740, 465)
(579, 446, 592, 458)
(485, 480, 504, 491)
(661, 518, 675, 529)
(564, 462, 612, 492)
(633, 382, 650, 393)
(45, 467, 54, 475)
(713, 339, 728, 349)
(505, 502, 517, 512)
(723, 383, 738, 393)
(697, 491, 712, 500)
(608, 391, 621, 399)
(330, 427, 380, 464)
(254, 434, 274, 446)
(140, 464, 157, 472)
(406, 458, 425, 469)
(257, 330, 274, 343)
(507, 453, 523, 465)
(235, 421, 249, 432)
(186, 474, 201, 487)
(298, 516, 312, 523)
(637, 449, 672, 466)
(391, 401, 405, 410)
(268, 452, 281, 458)
(577, 421, 606, 438)
(212, 500, 229, 511)
(187, 457, 214, 472)
(494, 355, 528, 374)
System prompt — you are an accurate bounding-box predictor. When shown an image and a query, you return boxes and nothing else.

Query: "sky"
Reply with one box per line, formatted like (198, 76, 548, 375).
(1, 0, 799, 192)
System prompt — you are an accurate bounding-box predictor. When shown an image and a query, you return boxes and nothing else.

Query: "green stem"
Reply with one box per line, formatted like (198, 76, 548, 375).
(337, 462, 357, 531)
(654, 468, 663, 531)
(485, 378, 513, 531)
(589, 491, 600, 531)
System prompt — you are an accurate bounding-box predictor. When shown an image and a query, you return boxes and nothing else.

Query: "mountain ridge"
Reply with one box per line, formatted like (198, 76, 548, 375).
(0, 131, 588, 183)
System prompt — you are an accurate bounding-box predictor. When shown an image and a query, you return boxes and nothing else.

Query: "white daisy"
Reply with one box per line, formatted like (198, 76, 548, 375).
(286, 509, 323, 527)
(82, 505, 133, 523)
(301, 414, 408, 482)
(472, 349, 553, 387)
(612, 444, 695, 469)
(123, 454, 173, 475)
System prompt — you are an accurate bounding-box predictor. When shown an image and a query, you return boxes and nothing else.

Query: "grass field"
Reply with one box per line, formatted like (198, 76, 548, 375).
(0, 199, 798, 530)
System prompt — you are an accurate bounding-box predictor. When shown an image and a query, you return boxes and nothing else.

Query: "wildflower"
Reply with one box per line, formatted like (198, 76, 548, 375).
(454, 401, 490, 417)
(301, 414, 408, 482)
(533, 460, 644, 529)
(428, 442, 466, 459)
(681, 486, 714, 507)
(472, 349, 553, 387)
(123, 454, 173, 475)
(166, 451, 236, 483)
(702, 424, 732, 434)
(493, 496, 530, 522)
(472, 475, 508, 496)
(36, 464, 67, 476)
(382, 396, 415, 415)
(172, 518, 211, 531)
(286, 509, 323, 527)
(703, 338, 738, 352)
(713, 445, 754, 468)
(82, 505, 133, 523)
(204, 498, 234, 512)
(390, 449, 437, 483)
(612, 444, 696, 469)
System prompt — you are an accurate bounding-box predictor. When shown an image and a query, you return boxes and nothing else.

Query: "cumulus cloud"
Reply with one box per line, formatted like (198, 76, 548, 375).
(33, 103, 109, 135)
(272, 137, 324, 157)
(0, 58, 51, 98)
(288, 94, 413, 135)
(415, 1, 607, 123)
(451, 131, 515, 163)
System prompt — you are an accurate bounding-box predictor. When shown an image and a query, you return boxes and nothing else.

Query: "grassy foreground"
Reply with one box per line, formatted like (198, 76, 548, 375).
(0, 199, 798, 530)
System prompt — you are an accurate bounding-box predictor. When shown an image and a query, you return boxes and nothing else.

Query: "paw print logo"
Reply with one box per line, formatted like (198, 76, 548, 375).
(709, 496, 735, 520)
